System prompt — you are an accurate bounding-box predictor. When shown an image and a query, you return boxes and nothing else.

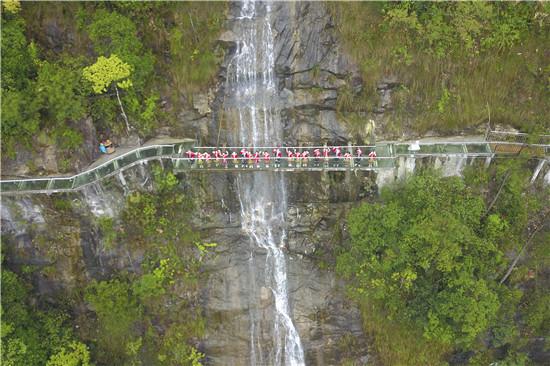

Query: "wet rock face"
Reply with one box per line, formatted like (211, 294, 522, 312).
(272, 2, 362, 145)
(192, 169, 371, 365)
(211, 2, 362, 147)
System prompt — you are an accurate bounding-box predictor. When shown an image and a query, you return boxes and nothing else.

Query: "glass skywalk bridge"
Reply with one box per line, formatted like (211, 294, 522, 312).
(1, 138, 547, 195)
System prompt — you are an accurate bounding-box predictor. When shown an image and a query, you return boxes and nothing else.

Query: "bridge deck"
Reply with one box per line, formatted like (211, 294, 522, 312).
(1, 134, 548, 195)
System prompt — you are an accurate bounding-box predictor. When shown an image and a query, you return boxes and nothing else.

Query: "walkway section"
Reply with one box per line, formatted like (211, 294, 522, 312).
(1, 133, 548, 195)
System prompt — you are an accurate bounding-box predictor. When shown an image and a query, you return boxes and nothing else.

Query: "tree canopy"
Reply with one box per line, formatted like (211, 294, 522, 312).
(83, 54, 133, 94)
(338, 172, 505, 345)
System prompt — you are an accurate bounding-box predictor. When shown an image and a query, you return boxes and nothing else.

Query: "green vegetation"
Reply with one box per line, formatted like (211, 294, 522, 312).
(1, 262, 91, 366)
(329, 2, 550, 134)
(1, 1, 226, 164)
(83, 54, 134, 134)
(2, 169, 211, 365)
(82, 167, 208, 365)
(338, 165, 549, 365)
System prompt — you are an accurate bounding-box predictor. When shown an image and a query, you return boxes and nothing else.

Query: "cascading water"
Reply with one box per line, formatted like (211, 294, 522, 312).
(224, 1, 305, 365)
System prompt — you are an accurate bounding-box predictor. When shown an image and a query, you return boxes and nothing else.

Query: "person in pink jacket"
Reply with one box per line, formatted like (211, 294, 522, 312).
(231, 151, 239, 167)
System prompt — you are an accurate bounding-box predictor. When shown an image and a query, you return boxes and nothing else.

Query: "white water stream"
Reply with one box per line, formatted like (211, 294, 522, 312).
(225, 2, 305, 365)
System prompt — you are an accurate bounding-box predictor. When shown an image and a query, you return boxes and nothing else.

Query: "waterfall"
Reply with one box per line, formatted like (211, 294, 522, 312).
(397, 156, 416, 180)
(81, 183, 115, 217)
(225, 2, 305, 365)
(441, 155, 466, 177)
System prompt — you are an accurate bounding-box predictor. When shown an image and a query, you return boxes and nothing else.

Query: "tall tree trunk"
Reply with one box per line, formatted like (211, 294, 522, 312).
(484, 170, 512, 218)
(499, 221, 546, 285)
(114, 84, 131, 135)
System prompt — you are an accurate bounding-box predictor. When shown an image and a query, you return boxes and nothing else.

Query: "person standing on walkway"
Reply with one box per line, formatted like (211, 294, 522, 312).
(273, 148, 282, 167)
(302, 150, 310, 168)
(333, 147, 342, 167)
(221, 151, 229, 167)
(197, 152, 204, 168)
(355, 147, 363, 167)
(368, 150, 377, 167)
(212, 149, 220, 167)
(323, 147, 330, 167)
(344, 152, 353, 167)
(313, 148, 321, 167)
(286, 149, 294, 167)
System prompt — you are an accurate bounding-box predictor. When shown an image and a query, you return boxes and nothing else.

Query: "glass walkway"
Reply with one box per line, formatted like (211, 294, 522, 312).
(1, 135, 548, 195)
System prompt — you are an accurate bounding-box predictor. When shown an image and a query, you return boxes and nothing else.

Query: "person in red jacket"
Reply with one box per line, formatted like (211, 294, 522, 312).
(322, 147, 330, 167)
(231, 151, 238, 167)
(273, 148, 282, 167)
(368, 150, 377, 167)
(286, 149, 294, 167)
(302, 150, 310, 168)
(313, 148, 321, 167)
(295, 151, 301, 168)
(344, 152, 353, 167)
(221, 151, 229, 167)
(355, 147, 362, 167)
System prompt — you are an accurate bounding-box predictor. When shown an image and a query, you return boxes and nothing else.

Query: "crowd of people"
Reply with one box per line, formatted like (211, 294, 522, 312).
(183, 147, 378, 168)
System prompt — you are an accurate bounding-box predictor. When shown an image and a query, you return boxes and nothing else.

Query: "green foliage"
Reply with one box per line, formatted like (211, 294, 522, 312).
(521, 288, 550, 336)
(0, 12, 40, 156)
(165, 2, 226, 94)
(2, 2, 226, 161)
(36, 59, 87, 124)
(1, 9, 88, 158)
(1, 265, 86, 366)
(1, 88, 40, 156)
(46, 341, 92, 366)
(330, 2, 550, 133)
(2, 0, 21, 14)
(123, 191, 158, 239)
(1, 16, 35, 91)
(157, 325, 204, 366)
(97, 216, 117, 249)
(83, 176, 209, 364)
(84, 279, 142, 363)
(339, 172, 503, 346)
(83, 54, 133, 94)
(132, 258, 175, 301)
(86, 9, 153, 91)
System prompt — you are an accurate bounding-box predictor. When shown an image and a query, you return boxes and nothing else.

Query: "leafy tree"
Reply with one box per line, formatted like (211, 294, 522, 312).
(46, 341, 92, 366)
(339, 172, 504, 346)
(83, 54, 133, 133)
(0, 11, 40, 156)
(2, 0, 21, 14)
(84, 279, 142, 364)
(0, 16, 35, 91)
(36, 60, 87, 125)
(157, 325, 204, 366)
(1, 265, 85, 366)
(1, 88, 40, 155)
(86, 9, 153, 90)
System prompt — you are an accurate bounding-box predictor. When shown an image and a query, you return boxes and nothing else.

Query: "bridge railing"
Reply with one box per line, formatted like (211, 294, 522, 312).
(487, 130, 550, 146)
(1, 140, 548, 194)
(173, 155, 397, 171)
(0, 142, 192, 193)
